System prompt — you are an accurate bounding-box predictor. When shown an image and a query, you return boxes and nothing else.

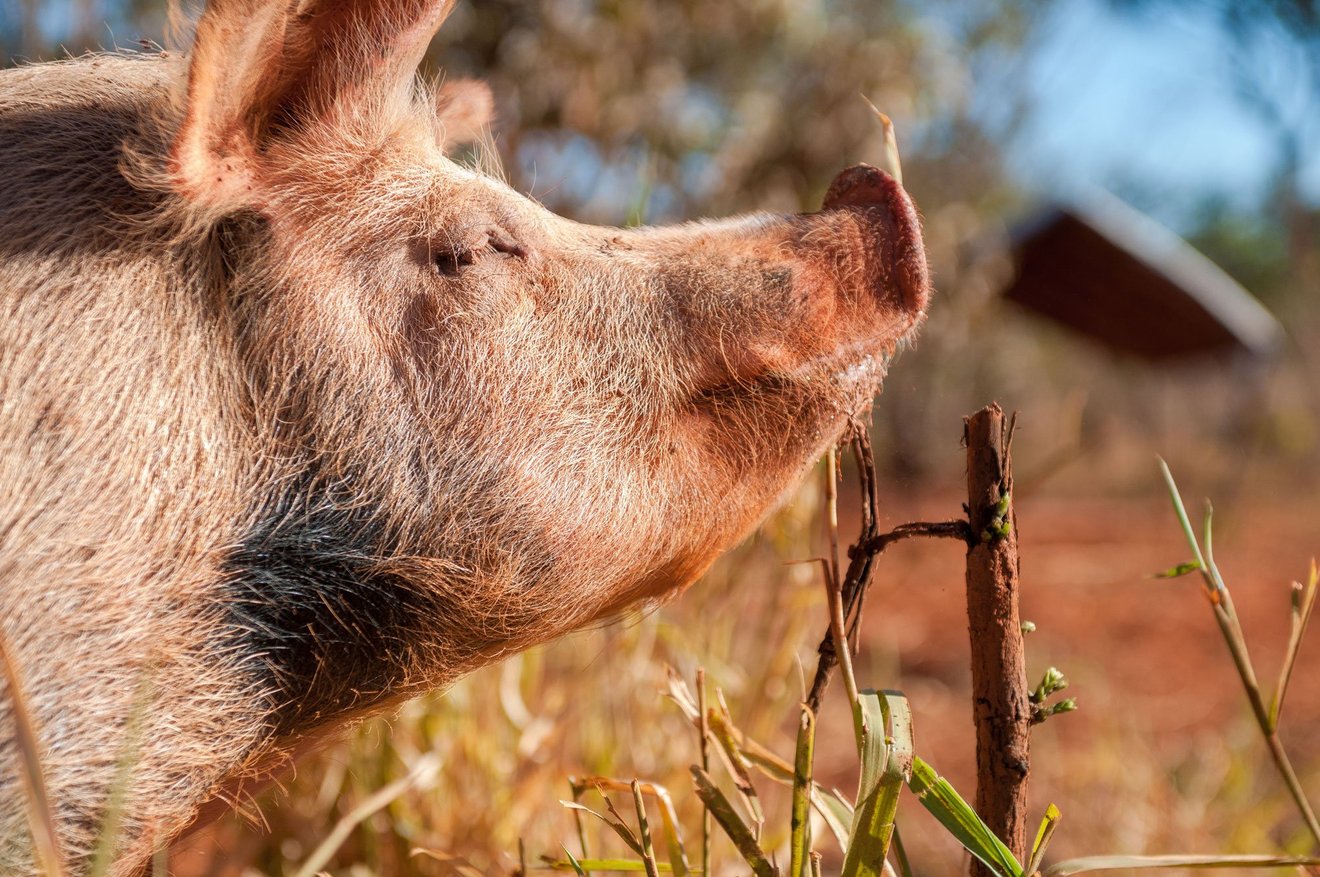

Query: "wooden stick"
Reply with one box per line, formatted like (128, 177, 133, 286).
(806, 431, 972, 714)
(963, 404, 1031, 875)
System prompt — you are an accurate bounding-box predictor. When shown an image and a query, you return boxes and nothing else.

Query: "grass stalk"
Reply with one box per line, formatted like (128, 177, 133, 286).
(707, 695, 765, 837)
(291, 753, 441, 877)
(697, 669, 712, 877)
(789, 706, 816, 877)
(0, 630, 67, 877)
(822, 551, 861, 717)
(1159, 460, 1320, 849)
(819, 443, 861, 725)
(570, 779, 594, 877)
(631, 781, 661, 877)
(825, 446, 842, 600)
(861, 97, 903, 184)
(689, 766, 776, 877)
(891, 826, 914, 877)
(1270, 562, 1317, 729)
(89, 673, 156, 877)
(574, 778, 689, 876)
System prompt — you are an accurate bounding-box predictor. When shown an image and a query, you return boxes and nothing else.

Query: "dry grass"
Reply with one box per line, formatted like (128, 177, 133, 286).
(6, 405, 1316, 875)
(157, 445, 1320, 877)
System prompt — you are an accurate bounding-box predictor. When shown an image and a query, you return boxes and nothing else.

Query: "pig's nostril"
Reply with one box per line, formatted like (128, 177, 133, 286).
(822, 163, 896, 211)
(821, 163, 930, 314)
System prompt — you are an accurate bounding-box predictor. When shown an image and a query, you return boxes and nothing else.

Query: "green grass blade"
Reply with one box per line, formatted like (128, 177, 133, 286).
(689, 766, 775, 877)
(891, 825, 914, 877)
(908, 757, 1023, 877)
(818, 791, 855, 850)
(1202, 503, 1224, 590)
(560, 847, 590, 876)
(1153, 562, 1201, 579)
(1043, 854, 1320, 875)
(790, 707, 816, 877)
(1024, 804, 1061, 876)
(840, 691, 912, 877)
(1157, 459, 1207, 574)
(668, 669, 851, 853)
(542, 859, 681, 873)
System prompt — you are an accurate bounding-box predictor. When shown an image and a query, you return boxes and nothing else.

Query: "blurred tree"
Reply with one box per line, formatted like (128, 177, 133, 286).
(3, 0, 1044, 479)
(429, 0, 1030, 225)
(1184, 196, 1292, 305)
(3, 0, 1034, 223)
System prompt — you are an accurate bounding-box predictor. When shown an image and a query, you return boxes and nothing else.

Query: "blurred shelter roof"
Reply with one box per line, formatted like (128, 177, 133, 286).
(1003, 191, 1283, 361)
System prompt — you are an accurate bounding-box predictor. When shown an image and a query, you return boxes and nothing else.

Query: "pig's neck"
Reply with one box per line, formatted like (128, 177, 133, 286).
(218, 479, 575, 742)
(221, 500, 426, 737)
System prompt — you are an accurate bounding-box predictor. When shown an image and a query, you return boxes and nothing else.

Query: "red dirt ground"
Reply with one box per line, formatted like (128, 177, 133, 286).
(806, 485, 1320, 870)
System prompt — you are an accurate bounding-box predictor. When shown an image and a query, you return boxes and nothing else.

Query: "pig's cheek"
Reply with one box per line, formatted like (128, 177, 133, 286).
(399, 291, 453, 357)
(410, 267, 530, 324)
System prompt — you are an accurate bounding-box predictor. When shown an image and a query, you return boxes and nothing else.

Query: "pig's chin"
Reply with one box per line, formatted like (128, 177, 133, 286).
(810, 339, 900, 401)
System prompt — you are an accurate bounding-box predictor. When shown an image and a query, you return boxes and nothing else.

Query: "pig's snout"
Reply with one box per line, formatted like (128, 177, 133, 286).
(820, 163, 930, 315)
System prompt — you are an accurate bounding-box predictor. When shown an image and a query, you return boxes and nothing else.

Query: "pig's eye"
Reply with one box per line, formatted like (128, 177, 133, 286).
(432, 245, 477, 277)
(428, 228, 526, 278)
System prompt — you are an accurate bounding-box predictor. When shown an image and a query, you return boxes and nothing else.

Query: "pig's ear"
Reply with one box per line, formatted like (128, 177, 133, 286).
(434, 78, 493, 149)
(171, 0, 456, 206)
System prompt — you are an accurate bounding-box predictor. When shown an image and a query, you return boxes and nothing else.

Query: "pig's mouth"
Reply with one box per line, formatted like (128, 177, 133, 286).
(690, 341, 899, 413)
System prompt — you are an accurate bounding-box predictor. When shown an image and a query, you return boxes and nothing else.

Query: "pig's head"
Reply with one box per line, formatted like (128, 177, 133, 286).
(164, 0, 929, 730)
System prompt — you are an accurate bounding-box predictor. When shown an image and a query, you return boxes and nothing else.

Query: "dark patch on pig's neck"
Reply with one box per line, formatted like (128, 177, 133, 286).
(220, 485, 444, 739)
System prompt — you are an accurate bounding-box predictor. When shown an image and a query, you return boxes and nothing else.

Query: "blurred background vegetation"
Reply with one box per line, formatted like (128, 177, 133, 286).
(6, 1, 1320, 874)
(5, 0, 1318, 487)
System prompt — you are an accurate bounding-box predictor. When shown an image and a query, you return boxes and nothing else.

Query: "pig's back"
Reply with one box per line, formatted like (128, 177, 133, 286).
(0, 54, 179, 243)
(0, 55, 264, 875)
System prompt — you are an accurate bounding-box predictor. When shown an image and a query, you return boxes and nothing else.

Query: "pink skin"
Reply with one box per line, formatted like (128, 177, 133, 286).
(0, 0, 931, 870)
(182, 159, 928, 839)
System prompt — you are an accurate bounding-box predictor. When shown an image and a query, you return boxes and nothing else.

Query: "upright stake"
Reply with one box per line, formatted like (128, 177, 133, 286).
(963, 404, 1031, 875)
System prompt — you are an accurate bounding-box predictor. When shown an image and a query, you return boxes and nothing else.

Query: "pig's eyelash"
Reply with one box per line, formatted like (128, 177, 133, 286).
(486, 229, 528, 260)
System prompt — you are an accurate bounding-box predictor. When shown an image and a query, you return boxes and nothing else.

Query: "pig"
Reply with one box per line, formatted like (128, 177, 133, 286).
(0, 0, 929, 873)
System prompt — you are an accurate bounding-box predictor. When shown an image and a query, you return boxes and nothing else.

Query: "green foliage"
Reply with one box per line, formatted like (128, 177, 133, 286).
(838, 692, 910, 877)
(907, 758, 1023, 877)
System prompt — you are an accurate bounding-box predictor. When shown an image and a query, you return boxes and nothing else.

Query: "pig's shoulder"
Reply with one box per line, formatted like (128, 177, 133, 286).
(0, 53, 182, 246)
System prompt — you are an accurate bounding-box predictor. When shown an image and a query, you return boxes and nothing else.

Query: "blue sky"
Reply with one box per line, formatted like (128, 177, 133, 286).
(982, 0, 1319, 229)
